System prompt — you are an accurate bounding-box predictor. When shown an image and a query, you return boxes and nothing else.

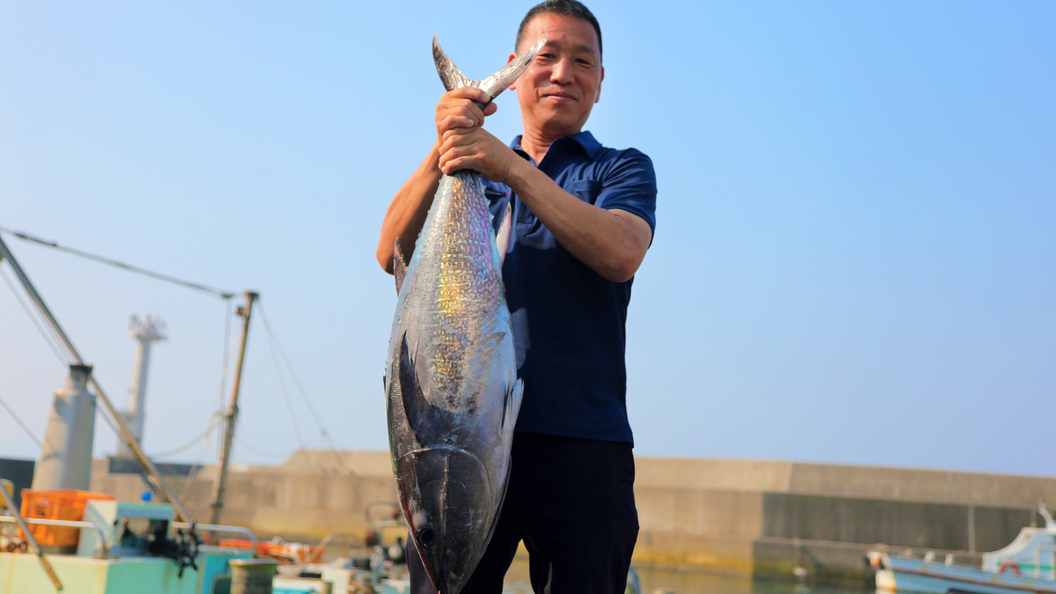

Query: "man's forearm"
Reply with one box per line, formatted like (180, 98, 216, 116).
(504, 158, 651, 283)
(377, 143, 444, 274)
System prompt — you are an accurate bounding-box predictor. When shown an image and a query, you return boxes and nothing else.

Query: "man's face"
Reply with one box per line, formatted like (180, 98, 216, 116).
(510, 12, 604, 140)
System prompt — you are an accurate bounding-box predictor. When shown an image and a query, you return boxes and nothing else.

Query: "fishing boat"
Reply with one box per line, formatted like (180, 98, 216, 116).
(869, 504, 1056, 594)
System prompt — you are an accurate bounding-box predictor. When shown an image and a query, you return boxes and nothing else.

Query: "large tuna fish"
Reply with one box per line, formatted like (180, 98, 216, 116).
(383, 35, 544, 594)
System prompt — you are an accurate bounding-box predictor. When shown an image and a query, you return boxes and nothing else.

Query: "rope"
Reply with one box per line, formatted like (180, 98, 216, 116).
(1, 228, 236, 300)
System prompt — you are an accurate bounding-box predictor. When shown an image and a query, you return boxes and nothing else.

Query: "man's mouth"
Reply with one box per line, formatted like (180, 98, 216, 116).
(543, 91, 576, 102)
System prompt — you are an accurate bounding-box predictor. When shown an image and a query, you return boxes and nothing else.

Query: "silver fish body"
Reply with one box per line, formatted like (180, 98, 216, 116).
(384, 36, 543, 594)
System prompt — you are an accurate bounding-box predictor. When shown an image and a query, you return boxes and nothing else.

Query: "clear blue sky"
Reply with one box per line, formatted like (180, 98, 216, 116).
(2, 1, 1053, 476)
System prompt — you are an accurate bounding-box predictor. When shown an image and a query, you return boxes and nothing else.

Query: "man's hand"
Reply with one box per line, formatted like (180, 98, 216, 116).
(439, 126, 517, 183)
(434, 87, 517, 183)
(435, 87, 497, 145)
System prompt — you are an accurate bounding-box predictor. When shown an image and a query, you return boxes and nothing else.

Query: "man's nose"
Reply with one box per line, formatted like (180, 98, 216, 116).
(550, 58, 574, 84)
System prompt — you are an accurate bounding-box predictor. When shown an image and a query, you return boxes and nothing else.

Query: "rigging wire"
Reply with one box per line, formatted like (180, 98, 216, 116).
(4, 229, 344, 494)
(3, 235, 152, 474)
(178, 300, 235, 505)
(179, 299, 237, 505)
(96, 400, 128, 444)
(146, 415, 222, 459)
(235, 435, 288, 460)
(0, 393, 43, 448)
(258, 302, 308, 455)
(257, 301, 349, 473)
(0, 228, 236, 300)
(209, 299, 235, 446)
(178, 432, 215, 507)
(3, 227, 243, 497)
(0, 265, 69, 365)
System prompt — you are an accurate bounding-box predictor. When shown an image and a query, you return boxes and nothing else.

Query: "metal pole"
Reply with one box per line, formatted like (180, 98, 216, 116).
(0, 476, 63, 590)
(209, 291, 258, 527)
(0, 235, 192, 523)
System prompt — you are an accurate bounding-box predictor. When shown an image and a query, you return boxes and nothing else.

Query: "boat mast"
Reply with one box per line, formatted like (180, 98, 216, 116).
(0, 234, 192, 523)
(209, 290, 258, 527)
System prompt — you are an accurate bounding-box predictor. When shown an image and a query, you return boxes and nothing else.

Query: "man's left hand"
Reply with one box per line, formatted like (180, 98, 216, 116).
(438, 126, 517, 184)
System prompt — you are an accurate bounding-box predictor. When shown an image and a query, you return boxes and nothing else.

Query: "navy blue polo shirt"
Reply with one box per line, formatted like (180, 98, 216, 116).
(483, 131, 657, 444)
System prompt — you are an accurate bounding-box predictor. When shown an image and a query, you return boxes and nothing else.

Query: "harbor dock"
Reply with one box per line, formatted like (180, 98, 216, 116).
(4, 452, 1052, 586)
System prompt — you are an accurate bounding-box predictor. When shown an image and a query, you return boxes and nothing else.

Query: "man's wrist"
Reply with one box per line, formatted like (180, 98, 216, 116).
(503, 154, 530, 190)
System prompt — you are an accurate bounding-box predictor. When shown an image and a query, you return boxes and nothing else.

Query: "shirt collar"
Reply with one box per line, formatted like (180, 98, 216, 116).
(510, 131, 602, 162)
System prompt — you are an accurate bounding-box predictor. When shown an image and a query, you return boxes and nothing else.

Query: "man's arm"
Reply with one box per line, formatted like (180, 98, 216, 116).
(376, 88, 497, 273)
(509, 162, 652, 283)
(376, 144, 442, 274)
(438, 127, 653, 283)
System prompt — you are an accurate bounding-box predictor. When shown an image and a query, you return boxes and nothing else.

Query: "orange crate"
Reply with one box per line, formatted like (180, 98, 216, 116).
(18, 489, 114, 547)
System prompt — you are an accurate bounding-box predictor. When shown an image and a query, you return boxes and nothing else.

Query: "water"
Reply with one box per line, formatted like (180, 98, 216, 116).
(498, 559, 872, 594)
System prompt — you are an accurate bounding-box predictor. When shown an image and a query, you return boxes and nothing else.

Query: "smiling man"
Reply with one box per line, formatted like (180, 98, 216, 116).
(377, 1, 657, 592)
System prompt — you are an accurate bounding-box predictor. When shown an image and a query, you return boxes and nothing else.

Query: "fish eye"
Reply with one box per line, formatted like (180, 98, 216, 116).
(417, 526, 435, 546)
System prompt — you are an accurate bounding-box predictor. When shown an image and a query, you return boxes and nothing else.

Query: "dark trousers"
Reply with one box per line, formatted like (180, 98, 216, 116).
(408, 432, 638, 594)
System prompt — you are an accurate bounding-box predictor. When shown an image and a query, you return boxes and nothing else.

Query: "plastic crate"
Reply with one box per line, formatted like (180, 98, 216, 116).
(18, 489, 114, 547)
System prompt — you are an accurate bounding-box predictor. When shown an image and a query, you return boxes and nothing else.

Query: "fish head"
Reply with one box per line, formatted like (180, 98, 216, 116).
(398, 446, 494, 594)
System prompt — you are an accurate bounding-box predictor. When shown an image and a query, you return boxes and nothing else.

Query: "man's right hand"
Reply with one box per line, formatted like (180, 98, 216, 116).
(435, 87, 497, 147)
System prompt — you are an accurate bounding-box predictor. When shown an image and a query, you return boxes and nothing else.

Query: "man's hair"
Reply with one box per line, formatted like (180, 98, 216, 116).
(515, 0, 603, 62)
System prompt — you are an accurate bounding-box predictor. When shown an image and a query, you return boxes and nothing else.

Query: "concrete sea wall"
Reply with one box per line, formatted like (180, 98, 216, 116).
(633, 458, 1054, 585)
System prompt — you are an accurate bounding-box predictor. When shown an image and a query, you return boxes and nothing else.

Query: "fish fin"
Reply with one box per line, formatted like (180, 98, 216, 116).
(501, 378, 524, 432)
(510, 307, 530, 370)
(495, 203, 512, 266)
(398, 333, 425, 439)
(432, 35, 471, 92)
(477, 35, 547, 101)
(393, 239, 407, 295)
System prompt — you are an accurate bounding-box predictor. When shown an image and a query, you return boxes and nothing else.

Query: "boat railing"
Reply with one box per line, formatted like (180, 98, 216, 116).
(0, 515, 109, 559)
(173, 521, 257, 551)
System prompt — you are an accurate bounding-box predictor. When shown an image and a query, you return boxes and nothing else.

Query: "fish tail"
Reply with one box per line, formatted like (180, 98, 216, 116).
(432, 35, 547, 102)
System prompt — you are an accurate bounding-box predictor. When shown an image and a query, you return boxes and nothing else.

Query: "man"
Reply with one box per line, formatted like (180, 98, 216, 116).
(376, 1, 656, 592)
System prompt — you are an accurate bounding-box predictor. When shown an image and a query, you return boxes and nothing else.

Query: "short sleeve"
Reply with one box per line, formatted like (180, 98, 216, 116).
(594, 149, 657, 234)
